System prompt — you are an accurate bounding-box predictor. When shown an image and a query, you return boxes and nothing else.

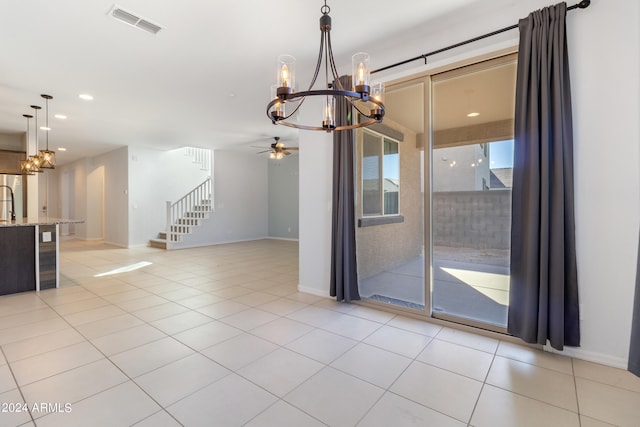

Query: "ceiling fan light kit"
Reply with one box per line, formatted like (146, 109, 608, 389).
(256, 136, 298, 160)
(266, 1, 385, 132)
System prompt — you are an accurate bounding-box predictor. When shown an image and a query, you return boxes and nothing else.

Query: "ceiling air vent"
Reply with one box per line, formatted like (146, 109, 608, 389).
(109, 5, 163, 35)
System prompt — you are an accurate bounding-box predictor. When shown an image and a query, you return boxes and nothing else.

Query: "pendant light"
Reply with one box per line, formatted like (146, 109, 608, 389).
(28, 105, 43, 173)
(38, 94, 56, 169)
(20, 114, 35, 175)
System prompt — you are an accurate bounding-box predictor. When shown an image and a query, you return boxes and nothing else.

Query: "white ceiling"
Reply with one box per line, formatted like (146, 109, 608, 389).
(0, 0, 526, 165)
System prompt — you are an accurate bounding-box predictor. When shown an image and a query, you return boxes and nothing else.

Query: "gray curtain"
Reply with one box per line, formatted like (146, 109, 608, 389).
(330, 75, 360, 302)
(629, 232, 640, 376)
(509, 2, 580, 351)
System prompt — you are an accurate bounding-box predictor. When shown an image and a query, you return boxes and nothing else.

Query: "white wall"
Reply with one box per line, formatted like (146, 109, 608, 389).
(298, 0, 640, 367)
(561, 0, 640, 367)
(298, 96, 334, 296)
(86, 166, 104, 240)
(268, 154, 299, 239)
(128, 147, 211, 246)
(57, 147, 129, 246)
(433, 145, 490, 191)
(72, 160, 88, 239)
(179, 150, 268, 246)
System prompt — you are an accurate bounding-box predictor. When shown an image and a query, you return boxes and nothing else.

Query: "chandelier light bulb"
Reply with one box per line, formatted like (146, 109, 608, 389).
(323, 96, 335, 130)
(352, 52, 371, 93)
(281, 65, 289, 87)
(276, 55, 295, 94)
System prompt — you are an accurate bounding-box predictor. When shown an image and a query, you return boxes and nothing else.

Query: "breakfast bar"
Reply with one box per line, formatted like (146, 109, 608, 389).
(0, 217, 82, 296)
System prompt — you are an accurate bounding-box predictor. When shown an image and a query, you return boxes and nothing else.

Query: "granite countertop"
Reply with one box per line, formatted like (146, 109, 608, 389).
(0, 217, 84, 228)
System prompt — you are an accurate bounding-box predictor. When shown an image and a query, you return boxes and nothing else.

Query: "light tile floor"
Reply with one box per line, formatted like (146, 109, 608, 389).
(0, 239, 639, 426)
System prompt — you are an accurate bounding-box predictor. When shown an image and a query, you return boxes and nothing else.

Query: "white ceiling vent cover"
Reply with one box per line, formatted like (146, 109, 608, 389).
(109, 5, 163, 35)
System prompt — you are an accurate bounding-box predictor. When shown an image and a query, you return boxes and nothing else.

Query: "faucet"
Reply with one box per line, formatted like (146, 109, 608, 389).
(0, 185, 16, 221)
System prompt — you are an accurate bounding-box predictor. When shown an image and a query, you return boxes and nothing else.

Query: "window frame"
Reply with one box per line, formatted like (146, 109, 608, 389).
(360, 128, 401, 221)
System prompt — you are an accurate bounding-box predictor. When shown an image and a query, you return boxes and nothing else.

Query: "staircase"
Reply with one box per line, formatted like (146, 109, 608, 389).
(149, 177, 213, 250)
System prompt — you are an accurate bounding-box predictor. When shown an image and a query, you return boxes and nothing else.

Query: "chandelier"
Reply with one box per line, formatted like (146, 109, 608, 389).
(267, 1, 385, 132)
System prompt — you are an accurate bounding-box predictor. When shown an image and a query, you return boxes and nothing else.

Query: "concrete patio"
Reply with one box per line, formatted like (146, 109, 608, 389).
(359, 246, 509, 328)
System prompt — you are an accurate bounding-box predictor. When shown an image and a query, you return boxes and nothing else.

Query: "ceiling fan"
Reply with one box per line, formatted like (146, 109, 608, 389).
(255, 137, 298, 160)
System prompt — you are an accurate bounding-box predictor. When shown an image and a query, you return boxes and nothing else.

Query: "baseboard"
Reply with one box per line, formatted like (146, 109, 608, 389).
(168, 236, 270, 250)
(102, 240, 129, 249)
(297, 285, 330, 298)
(543, 345, 628, 370)
(127, 243, 150, 249)
(267, 237, 299, 242)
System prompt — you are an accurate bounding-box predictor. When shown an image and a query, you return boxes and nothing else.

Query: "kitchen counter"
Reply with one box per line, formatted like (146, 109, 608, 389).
(0, 218, 83, 295)
(0, 217, 83, 227)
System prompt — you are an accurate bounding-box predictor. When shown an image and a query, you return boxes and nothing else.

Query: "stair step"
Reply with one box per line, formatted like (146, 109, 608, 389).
(184, 212, 209, 219)
(169, 225, 192, 234)
(149, 239, 167, 249)
(158, 231, 183, 241)
(176, 218, 201, 226)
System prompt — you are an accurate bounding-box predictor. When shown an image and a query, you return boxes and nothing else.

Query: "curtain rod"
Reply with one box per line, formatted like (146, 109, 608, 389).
(372, 0, 590, 74)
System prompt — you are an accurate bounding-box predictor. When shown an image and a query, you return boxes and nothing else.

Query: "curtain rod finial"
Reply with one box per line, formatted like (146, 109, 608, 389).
(578, 0, 590, 9)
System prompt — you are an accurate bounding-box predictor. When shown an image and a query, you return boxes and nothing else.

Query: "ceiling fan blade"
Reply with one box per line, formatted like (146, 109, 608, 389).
(283, 151, 291, 155)
(284, 147, 299, 151)
(256, 150, 272, 154)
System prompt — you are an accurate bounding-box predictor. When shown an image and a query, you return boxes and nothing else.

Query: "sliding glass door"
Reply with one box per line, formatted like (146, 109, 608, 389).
(356, 52, 517, 332)
(430, 54, 516, 330)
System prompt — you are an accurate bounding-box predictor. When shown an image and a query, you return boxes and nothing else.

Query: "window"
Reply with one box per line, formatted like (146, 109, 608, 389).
(362, 129, 400, 217)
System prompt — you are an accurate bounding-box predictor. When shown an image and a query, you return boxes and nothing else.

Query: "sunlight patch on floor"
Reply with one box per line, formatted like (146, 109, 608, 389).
(94, 261, 153, 277)
(440, 267, 510, 304)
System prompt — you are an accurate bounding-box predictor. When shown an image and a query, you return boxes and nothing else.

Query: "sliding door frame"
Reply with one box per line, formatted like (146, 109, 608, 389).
(358, 47, 518, 335)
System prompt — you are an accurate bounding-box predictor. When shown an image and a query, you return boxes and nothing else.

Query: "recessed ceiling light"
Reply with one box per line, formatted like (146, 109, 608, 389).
(54, 114, 67, 119)
(58, 147, 67, 151)
(79, 94, 94, 100)
(466, 112, 480, 117)
(40, 126, 51, 131)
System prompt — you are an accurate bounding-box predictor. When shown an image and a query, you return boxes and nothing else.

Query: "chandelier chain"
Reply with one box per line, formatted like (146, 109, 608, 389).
(321, 0, 329, 15)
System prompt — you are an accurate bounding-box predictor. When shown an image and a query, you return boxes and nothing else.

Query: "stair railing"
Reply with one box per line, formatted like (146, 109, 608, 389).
(184, 147, 211, 171)
(165, 177, 212, 249)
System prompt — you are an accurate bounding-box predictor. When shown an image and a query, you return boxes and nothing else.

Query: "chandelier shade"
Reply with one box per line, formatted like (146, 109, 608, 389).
(267, 2, 385, 132)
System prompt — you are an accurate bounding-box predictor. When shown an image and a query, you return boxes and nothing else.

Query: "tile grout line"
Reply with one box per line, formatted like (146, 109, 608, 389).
(28, 288, 189, 426)
(0, 345, 36, 426)
(572, 357, 584, 427)
(466, 343, 500, 426)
